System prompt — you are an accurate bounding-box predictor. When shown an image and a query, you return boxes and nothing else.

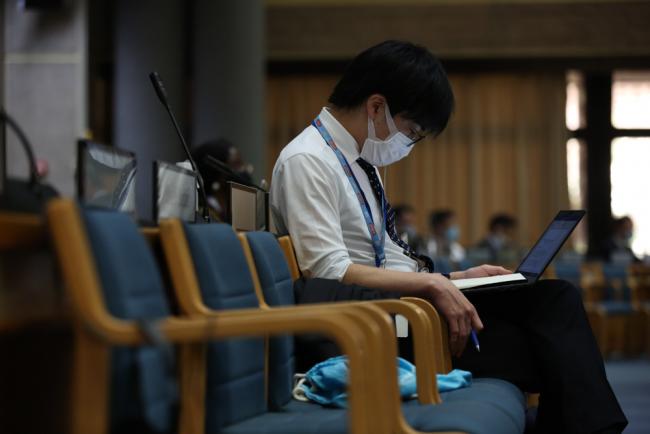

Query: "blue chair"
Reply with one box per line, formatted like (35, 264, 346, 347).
(244, 230, 526, 434)
(48, 200, 381, 434)
(79, 206, 179, 433)
(600, 264, 635, 314)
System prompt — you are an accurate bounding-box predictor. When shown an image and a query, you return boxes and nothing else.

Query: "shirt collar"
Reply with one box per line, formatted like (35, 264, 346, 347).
(318, 107, 361, 163)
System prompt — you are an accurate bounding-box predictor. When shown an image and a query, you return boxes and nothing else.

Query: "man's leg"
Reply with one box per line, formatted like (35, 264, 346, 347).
(453, 279, 627, 434)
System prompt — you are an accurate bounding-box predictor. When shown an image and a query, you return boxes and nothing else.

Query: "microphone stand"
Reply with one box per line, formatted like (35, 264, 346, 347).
(0, 107, 39, 189)
(148, 72, 210, 223)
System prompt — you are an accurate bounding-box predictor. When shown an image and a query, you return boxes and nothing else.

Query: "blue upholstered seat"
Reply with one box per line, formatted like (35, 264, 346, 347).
(81, 208, 177, 433)
(243, 231, 526, 434)
(553, 262, 583, 291)
(182, 223, 266, 432)
(599, 301, 635, 315)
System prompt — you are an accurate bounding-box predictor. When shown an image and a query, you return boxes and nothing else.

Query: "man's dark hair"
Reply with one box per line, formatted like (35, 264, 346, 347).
(328, 40, 454, 137)
(489, 214, 517, 232)
(430, 209, 454, 229)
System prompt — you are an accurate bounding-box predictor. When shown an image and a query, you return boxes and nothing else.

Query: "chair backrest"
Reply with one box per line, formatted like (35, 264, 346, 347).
(601, 263, 632, 301)
(553, 261, 583, 290)
(80, 207, 177, 433)
(277, 235, 301, 281)
(244, 231, 296, 409)
(181, 223, 266, 432)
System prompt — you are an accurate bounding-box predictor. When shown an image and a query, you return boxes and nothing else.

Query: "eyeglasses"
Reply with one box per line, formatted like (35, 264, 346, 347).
(405, 125, 427, 146)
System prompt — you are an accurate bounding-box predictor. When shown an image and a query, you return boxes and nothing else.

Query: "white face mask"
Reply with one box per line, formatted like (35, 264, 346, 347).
(360, 104, 414, 167)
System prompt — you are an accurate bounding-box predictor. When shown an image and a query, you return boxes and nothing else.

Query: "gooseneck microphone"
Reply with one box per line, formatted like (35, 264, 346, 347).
(0, 107, 39, 189)
(0, 107, 59, 212)
(149, 71, 210, 222)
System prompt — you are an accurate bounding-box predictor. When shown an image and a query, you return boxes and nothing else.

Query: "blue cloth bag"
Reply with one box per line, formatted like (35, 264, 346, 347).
(294, 355, 472, 408)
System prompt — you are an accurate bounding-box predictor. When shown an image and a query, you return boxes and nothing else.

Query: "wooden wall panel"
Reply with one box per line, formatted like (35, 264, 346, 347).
(267, 1, 650, 60)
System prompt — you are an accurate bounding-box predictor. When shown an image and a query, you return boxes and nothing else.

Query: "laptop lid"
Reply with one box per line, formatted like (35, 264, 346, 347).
(227, 181, 269, 232)
(77, 140, 137, 215)
(153, 160, 197, 223)
(516, 210, 586, 281)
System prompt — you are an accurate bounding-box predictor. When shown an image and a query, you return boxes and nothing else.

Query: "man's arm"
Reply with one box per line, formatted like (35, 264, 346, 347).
(343, 263, 483, 357)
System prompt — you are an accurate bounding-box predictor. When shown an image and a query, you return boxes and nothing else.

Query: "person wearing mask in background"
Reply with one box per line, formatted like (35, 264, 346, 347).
(600, 216, 640, 264)
(192, 138, 254, 221)
(476, 213, 519, 265)
(394, 204, 427, 255)
(270, 40, 626, 434)
(426, 209, 466, 268)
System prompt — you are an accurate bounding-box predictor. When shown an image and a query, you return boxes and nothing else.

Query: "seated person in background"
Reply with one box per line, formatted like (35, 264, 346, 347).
(270, 40, 626, 434)
(426, 209, 466, 268)
(600, 216, 641, 264)
(192, 138, 254, 221)
(476, 213, 520, 265)
(393, 204, 427, 255)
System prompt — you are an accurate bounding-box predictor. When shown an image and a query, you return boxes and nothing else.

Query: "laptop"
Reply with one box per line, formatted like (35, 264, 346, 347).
(77, 140, 137, 215)
(153, 160, 197, 223)
(227, 181, 269, 232)
(455, 210, 586, 294)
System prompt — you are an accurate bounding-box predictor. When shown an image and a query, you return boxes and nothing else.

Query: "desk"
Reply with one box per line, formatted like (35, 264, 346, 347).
(0, 212, 71, 434)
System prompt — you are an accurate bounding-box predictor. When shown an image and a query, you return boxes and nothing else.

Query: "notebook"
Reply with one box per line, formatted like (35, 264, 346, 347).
(454, 210, 585, 294)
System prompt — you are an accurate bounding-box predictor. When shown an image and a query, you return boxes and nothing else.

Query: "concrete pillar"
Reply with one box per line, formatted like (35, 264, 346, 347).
(1, 3, 4, 195)
(191, 0, 266, 183)
(4, 0, 87, 196)
(113, 0, 186, 221)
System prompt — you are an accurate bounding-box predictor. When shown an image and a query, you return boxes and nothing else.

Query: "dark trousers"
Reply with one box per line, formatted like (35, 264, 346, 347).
(294, 277, 627, 434)
(454, 279, 627, 434)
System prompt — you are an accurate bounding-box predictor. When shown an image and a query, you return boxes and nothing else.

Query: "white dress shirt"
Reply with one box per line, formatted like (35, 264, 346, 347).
(270, 107, 417, 280)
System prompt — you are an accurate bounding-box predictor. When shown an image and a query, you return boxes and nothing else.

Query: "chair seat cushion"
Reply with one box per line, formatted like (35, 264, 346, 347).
(438, 378, 526, 433)
(402, 400, 523, 434)
(222, 392, 524, 434)
(220, 400, 347, 434)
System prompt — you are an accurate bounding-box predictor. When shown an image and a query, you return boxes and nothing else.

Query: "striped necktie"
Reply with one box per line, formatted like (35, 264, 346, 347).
(356, 158, 434, 272)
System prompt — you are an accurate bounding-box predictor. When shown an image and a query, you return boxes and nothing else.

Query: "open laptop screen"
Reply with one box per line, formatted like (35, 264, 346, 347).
(517, 210, 585, 276)
(228, 182, 269, 231)
(77, 140, 136, 214)
(153, 161, 197, 223)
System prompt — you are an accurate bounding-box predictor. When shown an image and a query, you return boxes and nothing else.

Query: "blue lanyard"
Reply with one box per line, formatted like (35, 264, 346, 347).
(312, 117, 386, 268)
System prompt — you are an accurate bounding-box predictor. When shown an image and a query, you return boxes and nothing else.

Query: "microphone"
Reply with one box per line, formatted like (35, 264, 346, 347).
(149, 71, 210, 222)
(0, 107, 39, 188)
(0, 107, 59, 212)
(203, 155, 265, 191)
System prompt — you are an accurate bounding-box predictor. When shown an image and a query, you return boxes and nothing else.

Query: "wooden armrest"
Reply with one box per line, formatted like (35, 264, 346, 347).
(252, 299, 441, 404)
(369, 300, 440, 404)
(401, 297, 453, 373)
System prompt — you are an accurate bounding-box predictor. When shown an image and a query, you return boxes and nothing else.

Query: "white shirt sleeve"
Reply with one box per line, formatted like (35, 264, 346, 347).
(272, 153, 353, 281)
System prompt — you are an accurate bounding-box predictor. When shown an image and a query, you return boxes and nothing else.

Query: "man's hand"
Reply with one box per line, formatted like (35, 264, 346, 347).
(451, 264, 512, 280)
(423, 274, 483, 357)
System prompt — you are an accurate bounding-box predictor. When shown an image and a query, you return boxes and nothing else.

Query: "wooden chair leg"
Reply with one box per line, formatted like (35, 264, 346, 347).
(70, 327, 110, 434)
(178, 343, 207, 434)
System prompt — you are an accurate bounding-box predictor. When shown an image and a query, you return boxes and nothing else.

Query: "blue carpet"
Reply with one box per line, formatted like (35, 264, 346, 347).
(605, 358, 650, 434)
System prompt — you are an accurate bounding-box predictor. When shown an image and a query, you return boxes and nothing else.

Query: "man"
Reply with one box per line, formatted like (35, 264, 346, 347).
(393, 204, 427, 255)
(270, 40, 626, 434)
(192, 138, 254, 221)
(426, 209, 466, 268)
(599, 216, 641, 264)
(476, 213, 520, 265)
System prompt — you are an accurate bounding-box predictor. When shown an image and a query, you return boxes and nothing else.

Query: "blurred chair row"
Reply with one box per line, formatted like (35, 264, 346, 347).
(45, 198, 527, 434)
(548, 261, 650, 357)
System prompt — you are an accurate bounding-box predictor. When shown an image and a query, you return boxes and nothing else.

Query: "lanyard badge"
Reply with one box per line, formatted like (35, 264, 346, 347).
(312, 117, 386, 268)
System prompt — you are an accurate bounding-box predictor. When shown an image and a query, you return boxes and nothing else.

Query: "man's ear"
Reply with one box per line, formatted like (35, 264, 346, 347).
(365, 94, 387, 121)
